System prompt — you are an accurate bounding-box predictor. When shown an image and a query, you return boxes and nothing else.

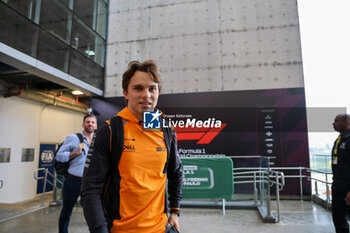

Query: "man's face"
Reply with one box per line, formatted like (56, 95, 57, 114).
(83, 116, 97, 133)
(123, 71, 159, 120)
(333, 115, 347, 133)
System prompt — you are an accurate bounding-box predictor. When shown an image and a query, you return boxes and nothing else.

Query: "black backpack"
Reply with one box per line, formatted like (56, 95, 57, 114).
(54, 133, 84, 176)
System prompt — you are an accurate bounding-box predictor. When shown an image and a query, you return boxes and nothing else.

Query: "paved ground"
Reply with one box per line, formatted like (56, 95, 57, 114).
(0, 199, 335, 233)
(0, 194, 51, 223)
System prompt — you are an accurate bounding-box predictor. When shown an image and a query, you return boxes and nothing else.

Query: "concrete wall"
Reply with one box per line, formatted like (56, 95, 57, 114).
(0, 97, 83, 203)
(105, 0, 304, 97)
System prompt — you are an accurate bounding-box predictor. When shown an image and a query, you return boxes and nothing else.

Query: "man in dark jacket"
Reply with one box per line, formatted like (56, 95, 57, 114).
(332, 113, 350, 233)
(81, 60, 183, 233)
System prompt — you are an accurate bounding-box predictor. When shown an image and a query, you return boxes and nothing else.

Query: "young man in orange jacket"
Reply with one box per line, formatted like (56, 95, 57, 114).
(81, 60, 183, 233)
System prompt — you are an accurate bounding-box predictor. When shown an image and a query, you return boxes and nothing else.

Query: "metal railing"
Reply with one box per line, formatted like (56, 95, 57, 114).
(230, 156, 334, 222)
(269, 170, 285, 222)
(233, 167, 269, 204)
(270, 166, 309, 201)
(32, 158, 330, 223)
(233, 166, 285, 222)
(307, 168, 332, 206)
(308, 153, 333, 206)
(34, 168, 63, 207)
(269, 166, 332, 204)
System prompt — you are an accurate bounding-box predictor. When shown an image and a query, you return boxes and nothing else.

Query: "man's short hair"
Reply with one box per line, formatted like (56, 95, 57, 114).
(122, 60, 161, 92)
(83, 113, 96, 122)
(337, 114, 350, 121)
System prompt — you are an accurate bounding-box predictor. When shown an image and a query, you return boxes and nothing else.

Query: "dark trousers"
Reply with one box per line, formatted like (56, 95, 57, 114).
(332, 190, 350, 233)
(59, 176, 82, 233)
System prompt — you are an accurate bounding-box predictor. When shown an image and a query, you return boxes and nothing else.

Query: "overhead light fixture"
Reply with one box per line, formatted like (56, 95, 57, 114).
(85, 50, 95, 56)
(72, 90, 84, 95)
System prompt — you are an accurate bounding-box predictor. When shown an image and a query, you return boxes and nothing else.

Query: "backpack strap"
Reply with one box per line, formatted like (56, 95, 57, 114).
(103, 116, 124, 227)
(68, 133, 85, 162)
(106, 116, 124, 171)
(76, 133, 84, 143)
(162, 117, 174, 170)
(106, 120, 113, 151)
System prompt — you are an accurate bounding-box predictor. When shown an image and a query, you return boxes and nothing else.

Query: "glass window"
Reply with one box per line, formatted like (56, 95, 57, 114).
(96, 0, 107, 38)
(57, 0, 73, 9)
(40, 0, 72, 43)
(0, 3, 40, 57)
(94, 35, 105, 67)
(70, 16, 106, 67)
(71, 17, 96, 59)
(74, 0, 95, 28)
(31, 0, 42, 24)
(58, 0, 69, 7)
(37, 30, 70, 72)
(69, 49, 104, 89)
(3, 0, 32, 18)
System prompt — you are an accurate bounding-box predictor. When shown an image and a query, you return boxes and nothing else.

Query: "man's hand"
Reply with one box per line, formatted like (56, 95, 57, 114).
(69, 143, 85, 159)
(78, 143, 86, 153)
(345, 191, 350, 205)
(168, 213, 180, 232)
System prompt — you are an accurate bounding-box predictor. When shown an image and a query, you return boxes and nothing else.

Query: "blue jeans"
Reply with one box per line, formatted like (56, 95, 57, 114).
(58, 176, 81, 233)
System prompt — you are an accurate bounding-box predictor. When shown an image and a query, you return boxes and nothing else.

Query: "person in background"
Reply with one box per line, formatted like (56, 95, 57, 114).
(331, 113, 350, 233)
(56, 114, 97, 233)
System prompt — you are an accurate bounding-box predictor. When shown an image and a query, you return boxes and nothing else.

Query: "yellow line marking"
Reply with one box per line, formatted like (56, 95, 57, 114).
(0, 204, 26, 209)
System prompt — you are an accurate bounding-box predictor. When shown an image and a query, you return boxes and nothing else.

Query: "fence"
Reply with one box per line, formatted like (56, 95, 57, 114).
(33, 155, 332, 223)
(34, 168, 63, 207)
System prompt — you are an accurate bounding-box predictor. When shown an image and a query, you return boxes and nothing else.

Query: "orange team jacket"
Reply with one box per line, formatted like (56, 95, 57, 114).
(110, 107, 169, 233)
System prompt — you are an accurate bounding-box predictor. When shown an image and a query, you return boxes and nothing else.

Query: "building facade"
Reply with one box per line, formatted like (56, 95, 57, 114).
(0, 0, 108, 203)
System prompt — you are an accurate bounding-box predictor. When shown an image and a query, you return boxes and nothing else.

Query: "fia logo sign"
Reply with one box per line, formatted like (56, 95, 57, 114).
(143, 110, 161, 129)
(41, 150, 54, 163)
